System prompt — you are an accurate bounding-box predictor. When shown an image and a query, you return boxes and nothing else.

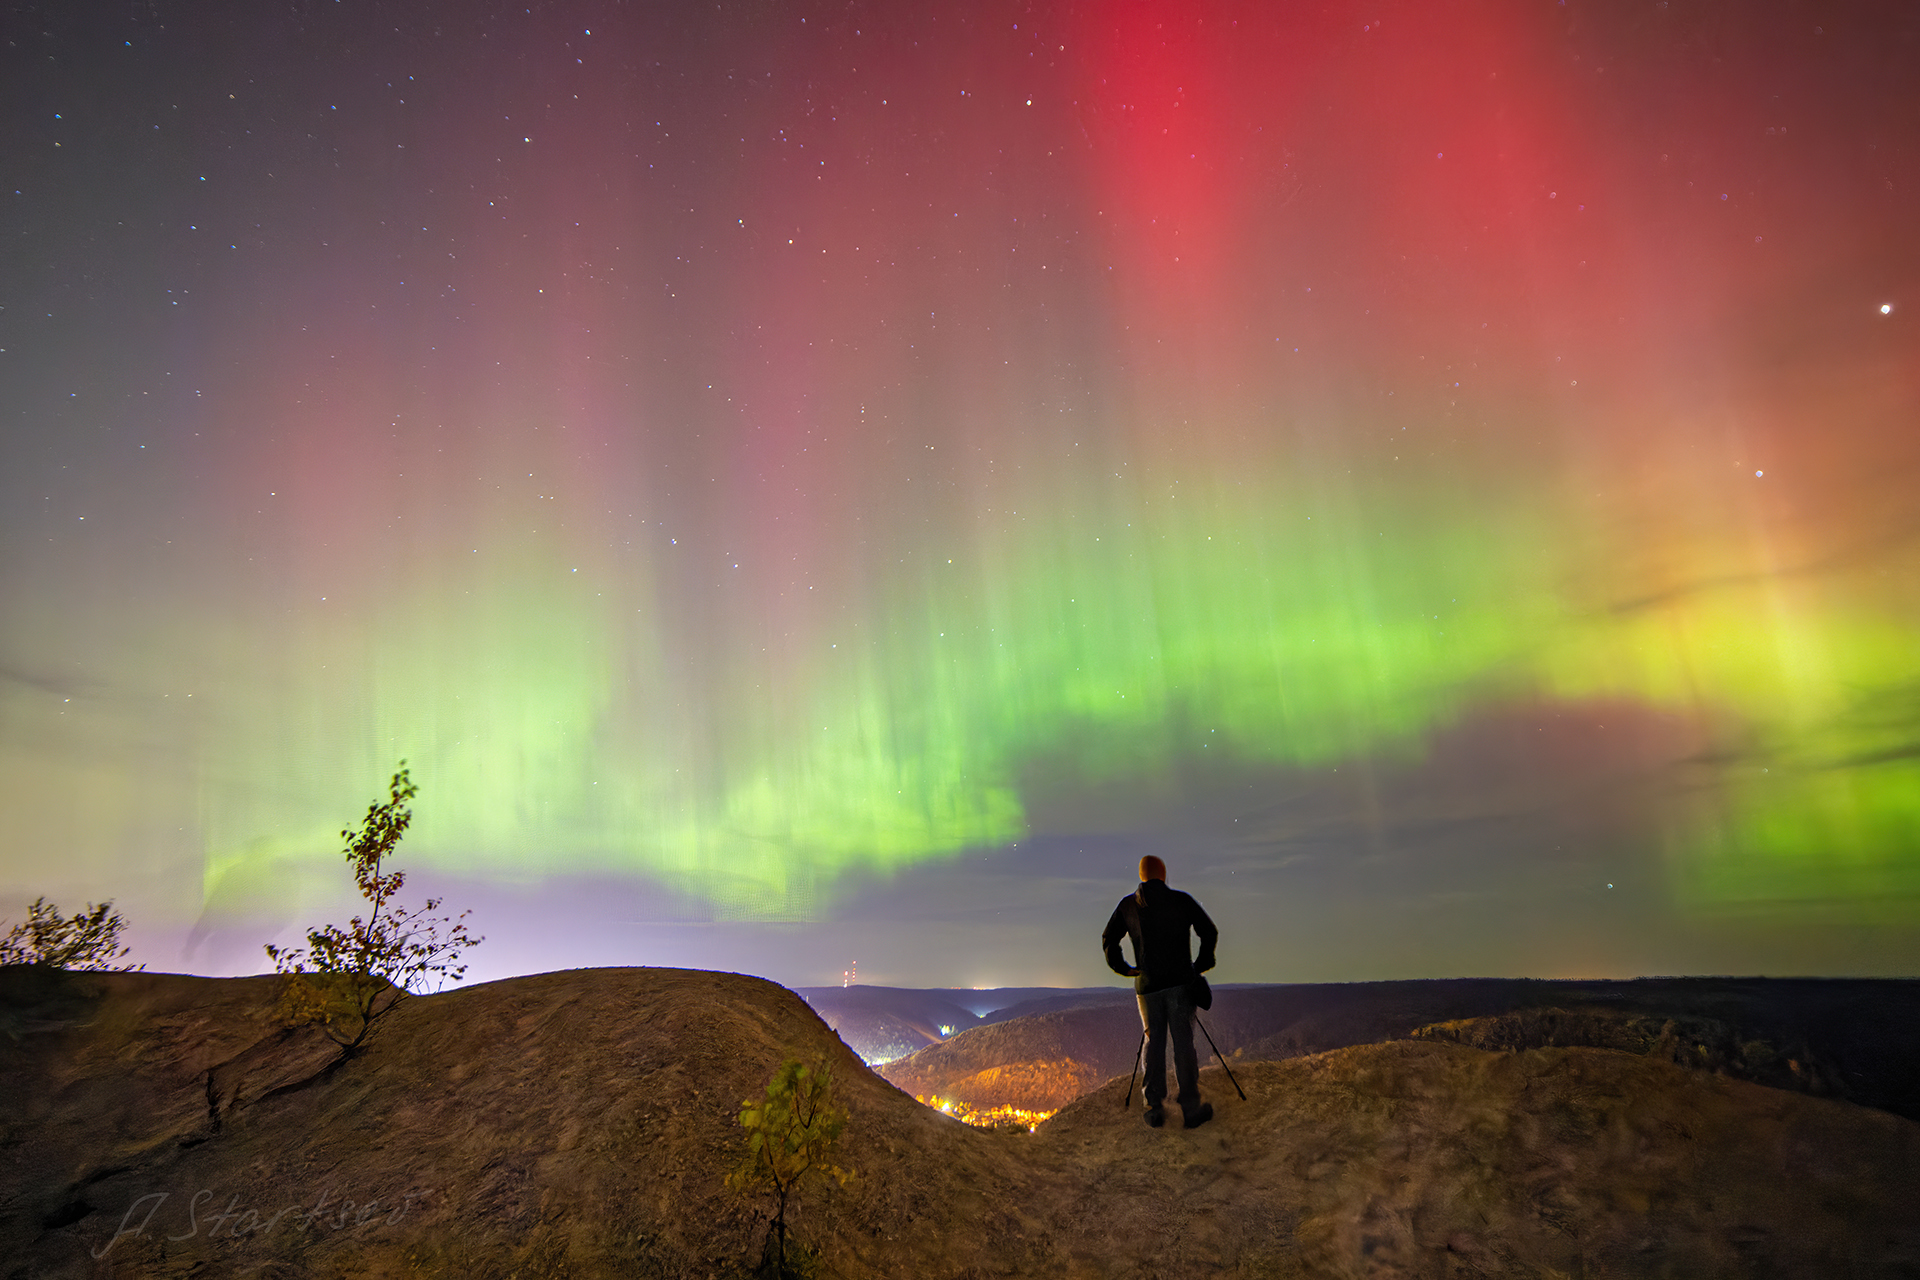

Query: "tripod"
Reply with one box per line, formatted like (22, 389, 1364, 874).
(1195, 1010, 1246, 1101)
(1121, 1014, 1246, 1107)
(1122, 1027, 1147, 1108)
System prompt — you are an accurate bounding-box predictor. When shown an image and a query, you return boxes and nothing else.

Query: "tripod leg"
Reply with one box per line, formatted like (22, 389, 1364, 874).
(1193, 1012, 1246, 1101)
(1121, 1028, 1147, 1109)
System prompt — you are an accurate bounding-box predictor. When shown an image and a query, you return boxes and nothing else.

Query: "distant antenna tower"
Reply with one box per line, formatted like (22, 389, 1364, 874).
(842, 960, 857, 988)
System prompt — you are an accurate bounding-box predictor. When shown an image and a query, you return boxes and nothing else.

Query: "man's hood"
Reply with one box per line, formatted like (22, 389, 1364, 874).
(1135, 878, 1172, 907)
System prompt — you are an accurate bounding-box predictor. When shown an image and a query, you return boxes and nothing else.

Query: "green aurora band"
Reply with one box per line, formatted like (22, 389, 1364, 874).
(194, 449, 1920, 920)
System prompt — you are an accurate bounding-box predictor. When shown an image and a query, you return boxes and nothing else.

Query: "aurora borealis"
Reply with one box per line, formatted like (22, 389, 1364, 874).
(3, 0, 1917, 986)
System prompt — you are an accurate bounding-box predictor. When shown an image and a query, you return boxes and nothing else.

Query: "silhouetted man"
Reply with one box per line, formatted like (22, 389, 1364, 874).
(1102, 854, 1219, 1129)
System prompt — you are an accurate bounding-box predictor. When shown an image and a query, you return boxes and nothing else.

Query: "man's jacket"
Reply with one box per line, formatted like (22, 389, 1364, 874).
(1102, 878, 1218, 995)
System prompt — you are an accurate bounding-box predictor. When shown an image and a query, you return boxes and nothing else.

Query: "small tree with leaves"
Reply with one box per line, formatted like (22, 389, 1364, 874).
(728, 1056, 856, 1279)
(0, 898, 143, 971)
(264, 763, 480, 1054)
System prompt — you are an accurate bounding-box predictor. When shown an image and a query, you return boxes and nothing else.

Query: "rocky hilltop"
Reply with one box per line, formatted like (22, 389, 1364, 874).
(4, 966, 1919, 1278)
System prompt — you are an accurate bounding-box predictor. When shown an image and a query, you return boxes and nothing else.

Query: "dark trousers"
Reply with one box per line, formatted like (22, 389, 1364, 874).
(1138, 983, 1201, 1118)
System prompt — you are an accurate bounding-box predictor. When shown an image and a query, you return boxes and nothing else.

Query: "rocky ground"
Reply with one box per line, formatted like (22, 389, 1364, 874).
(4, 966, 1918, 1278)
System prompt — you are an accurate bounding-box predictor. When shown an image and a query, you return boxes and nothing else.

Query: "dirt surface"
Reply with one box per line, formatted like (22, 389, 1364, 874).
(1030, 1047, 1920, 1278)
(5, 966, 1919, 1278)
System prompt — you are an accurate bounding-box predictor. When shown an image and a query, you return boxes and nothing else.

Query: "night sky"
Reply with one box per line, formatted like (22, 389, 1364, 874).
(4, 0, 1918, 989)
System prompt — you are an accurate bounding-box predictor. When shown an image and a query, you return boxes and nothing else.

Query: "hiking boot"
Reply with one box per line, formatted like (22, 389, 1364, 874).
(1182, 1102, 1214, 1130)
(1143, 1105, 1166, 1128)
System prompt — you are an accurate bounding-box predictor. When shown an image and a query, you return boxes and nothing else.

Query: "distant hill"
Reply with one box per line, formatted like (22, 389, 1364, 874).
(877, 977, 1920, 1123)
(793, 985, 1123, 1064)
(4, 966, 1918, 1277)
(790, 985, 986, 1063)
(974, 987, 1130, 1026)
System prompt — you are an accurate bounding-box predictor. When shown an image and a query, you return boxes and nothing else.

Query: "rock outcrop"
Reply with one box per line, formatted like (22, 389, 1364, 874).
(2, 966, 1028, 1279)
(5, 966, 1919, 1278)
